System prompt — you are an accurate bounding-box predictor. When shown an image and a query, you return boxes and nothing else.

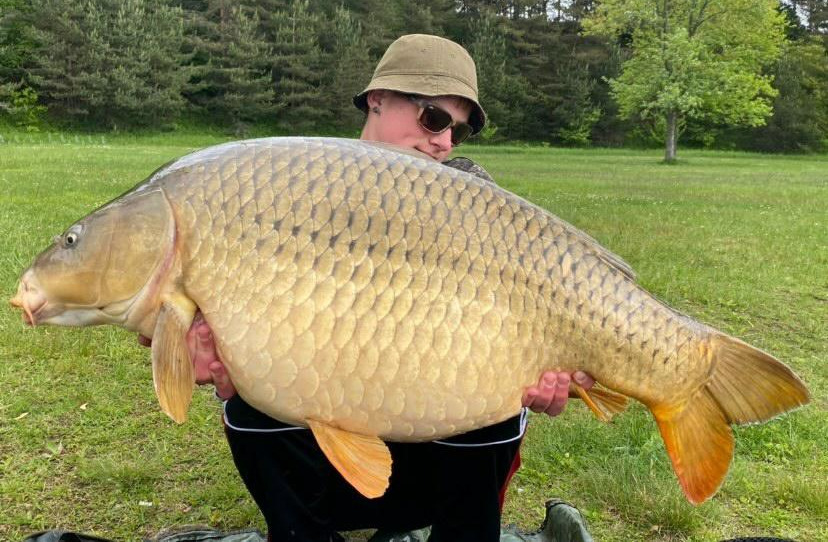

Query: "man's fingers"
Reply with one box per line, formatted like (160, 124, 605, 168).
(191, 321, 215, 384)
(573, 370, 595, 390)
(525, 370, 597, 417)
(543, 373, 570, 416)
(210, 362, 237, 400)
(523, 372, 568, 416)
(522, 388, 538, 409)
(196, 324, 212, 352)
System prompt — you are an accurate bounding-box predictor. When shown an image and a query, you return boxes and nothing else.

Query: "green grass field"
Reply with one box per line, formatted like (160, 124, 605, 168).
(1, 133, 826, 541)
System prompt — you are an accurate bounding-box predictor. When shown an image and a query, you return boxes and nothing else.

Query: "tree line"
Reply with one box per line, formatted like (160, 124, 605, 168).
(0, 0, 826, 153)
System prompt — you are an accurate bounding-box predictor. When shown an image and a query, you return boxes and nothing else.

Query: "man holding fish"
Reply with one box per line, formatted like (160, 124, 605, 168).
(13, 31, 808, 542)
(174, 34, 595, 541)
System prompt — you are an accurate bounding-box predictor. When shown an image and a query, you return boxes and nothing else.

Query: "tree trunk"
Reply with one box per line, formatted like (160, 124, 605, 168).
(664, 110, 678, 163)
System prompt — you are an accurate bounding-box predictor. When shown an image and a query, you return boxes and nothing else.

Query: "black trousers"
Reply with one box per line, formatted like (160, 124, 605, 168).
(224, 396, 524, 542)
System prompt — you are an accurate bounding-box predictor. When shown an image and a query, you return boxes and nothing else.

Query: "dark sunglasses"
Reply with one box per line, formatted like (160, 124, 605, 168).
(407, 95, 473, 146)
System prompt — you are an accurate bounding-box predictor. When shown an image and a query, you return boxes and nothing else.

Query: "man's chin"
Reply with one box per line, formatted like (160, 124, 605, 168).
(416, 148, 444, 161)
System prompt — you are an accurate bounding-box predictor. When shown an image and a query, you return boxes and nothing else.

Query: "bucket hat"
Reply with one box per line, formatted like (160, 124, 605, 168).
(353, 34, 486, 134)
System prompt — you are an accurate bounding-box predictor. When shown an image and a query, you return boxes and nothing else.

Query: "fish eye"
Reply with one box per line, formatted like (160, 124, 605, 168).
(62, 227, 82, 249)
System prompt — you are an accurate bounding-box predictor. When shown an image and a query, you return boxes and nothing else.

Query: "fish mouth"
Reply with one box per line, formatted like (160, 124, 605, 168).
(9, 277, 48, 327)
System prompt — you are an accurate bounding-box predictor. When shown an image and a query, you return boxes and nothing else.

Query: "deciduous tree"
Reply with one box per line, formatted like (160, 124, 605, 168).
(585, 0, 786, 162)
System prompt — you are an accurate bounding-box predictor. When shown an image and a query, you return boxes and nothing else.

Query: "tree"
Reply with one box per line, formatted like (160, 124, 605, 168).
(783, 0, 828, 34)
(539, 19, 608, 145)
(734, 4, 828, 152)
(750, 39, 828, 151)
(270, 0, 329, 131)
(467, 10, 531, 140)
(27, 0, 187, 128)
(184, 1, 276, 132)
(585, 0, 786, 162)
(323, 5, 372, 132)
(0, 0, 36, 83)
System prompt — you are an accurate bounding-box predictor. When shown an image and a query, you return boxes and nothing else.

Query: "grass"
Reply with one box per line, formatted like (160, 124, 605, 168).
(0, 131, 826, 541)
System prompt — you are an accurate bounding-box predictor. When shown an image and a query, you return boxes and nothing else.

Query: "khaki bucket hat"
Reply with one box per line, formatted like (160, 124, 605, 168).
(353, 34, 486, 134)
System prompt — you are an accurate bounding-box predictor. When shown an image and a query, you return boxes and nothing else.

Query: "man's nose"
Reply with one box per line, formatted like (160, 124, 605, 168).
(429, 129, 453, 151)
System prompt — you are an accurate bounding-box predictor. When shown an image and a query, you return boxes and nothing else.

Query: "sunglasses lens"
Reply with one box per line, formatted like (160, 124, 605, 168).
(451, 123, 472, 145)
(419, 105, 453, 133)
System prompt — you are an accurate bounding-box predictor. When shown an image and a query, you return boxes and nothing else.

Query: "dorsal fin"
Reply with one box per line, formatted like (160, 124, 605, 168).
(570, 226, 636, 281)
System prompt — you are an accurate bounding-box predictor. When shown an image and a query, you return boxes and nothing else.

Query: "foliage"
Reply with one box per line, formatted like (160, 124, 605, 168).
(742, 39, 828, 152)
(546, 27, 604, 145)
(0, 82, 45, 129)
(466, 10, 530, 141)
(783, 0, 828, 34)
(26, 0, 187, 129)
(585, 0, 787, 161)
(0, 0, 36, 82)
(324, 5, 372, 132)
(0, 81, 46, 130)
(0, 0, 823, 147)
(270, 0, 328, 131)
(183, 2, 275, 133)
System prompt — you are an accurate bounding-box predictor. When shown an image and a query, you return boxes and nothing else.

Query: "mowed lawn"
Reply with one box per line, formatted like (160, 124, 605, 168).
(0, 134, 825, 541)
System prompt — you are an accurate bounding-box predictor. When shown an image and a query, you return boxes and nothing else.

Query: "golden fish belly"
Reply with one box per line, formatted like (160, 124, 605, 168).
(163, 138, 711, 440)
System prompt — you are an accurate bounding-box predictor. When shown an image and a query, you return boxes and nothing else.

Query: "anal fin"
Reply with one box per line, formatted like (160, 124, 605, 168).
(573, 382, 629, 422)
(308, 420, 392, 499)
(652, 389, 733, 505)
(152, 293, 197, 423)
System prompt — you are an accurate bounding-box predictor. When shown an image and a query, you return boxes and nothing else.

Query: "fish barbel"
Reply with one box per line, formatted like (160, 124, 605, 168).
(10, 137, 809, 502)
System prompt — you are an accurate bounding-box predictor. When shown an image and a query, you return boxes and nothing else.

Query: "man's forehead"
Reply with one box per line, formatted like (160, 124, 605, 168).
(432, 95, 473, 119)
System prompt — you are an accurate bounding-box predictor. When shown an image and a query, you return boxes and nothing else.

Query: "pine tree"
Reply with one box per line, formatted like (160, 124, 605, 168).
(338, 0, 400, 57)
(184, 1, 275, 132)
(0, 0, 37, 83)
(324, 5, 372, 132)
(467, 10, 529, 140)
(750, 39, 828, 151)
(27, 0, 187, 128)
(270, 0, 329, 131)
(784, 1, 828, 34)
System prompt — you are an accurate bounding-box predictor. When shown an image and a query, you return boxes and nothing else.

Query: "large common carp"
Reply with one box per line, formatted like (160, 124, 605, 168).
(10, 138, 809, 503)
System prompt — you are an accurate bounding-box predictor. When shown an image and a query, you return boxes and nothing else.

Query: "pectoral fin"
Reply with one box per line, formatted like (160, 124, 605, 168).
(152, 293, 197, 424)
(307, 420, 392, 499)
(573, 382, 629, 422)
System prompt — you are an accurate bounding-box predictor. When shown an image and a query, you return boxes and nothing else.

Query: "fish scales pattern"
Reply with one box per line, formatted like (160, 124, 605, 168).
(161, 138, 710, 440)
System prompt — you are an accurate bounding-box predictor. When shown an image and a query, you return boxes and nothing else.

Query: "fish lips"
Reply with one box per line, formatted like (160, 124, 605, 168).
(12, 298, 113, 327)
(10, 281, 47, 326)
(9, 284, 108, 327)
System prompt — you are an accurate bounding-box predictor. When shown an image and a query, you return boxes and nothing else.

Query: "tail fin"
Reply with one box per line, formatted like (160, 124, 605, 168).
(652, 334, 810, 504)
(706, 335, 810, 424)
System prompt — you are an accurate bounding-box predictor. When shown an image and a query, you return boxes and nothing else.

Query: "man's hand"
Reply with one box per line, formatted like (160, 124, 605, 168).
(186, 315, 237, 399)
(137, 313, 237, 400)
(522, 371, 595, 417)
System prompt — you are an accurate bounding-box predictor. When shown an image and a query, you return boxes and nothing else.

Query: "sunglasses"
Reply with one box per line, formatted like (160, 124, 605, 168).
(407, 95, 473, 146)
